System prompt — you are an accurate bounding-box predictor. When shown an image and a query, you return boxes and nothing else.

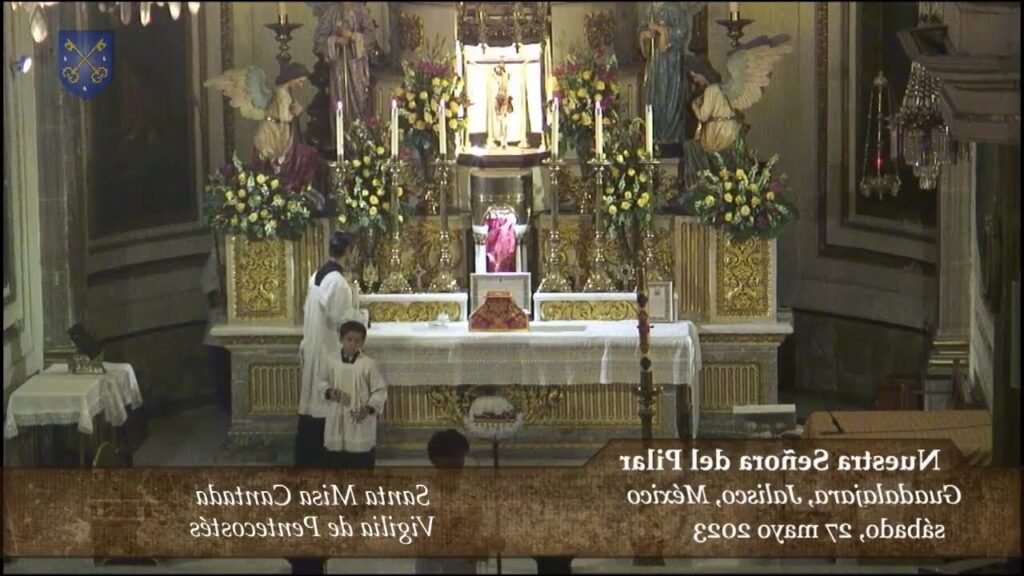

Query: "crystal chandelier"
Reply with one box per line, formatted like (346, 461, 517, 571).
(9, 2, 202, 44)
(890, 62, 956, 190)
(859, 70, 901, 198)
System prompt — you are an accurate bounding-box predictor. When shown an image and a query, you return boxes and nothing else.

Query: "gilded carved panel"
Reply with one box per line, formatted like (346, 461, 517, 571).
(539, 300, 638, 321)
(228, 236, 293, 323)
(713, 231, 774, 321)
(365, 301, 464, 322)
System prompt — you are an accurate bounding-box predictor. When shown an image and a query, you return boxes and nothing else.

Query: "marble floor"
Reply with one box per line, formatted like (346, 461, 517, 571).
(2, 405, 976, 574)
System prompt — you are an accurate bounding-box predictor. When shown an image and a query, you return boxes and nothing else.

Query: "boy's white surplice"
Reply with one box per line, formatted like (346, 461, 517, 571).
(298, 268, 369, 418)
(320, 354, 387, 452)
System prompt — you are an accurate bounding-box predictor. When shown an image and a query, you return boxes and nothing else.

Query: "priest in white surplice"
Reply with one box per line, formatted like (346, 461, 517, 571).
(295, 231, 370, 468)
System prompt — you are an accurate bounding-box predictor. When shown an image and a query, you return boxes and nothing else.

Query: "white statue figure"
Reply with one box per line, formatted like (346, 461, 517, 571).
(490, 60, 513, 149)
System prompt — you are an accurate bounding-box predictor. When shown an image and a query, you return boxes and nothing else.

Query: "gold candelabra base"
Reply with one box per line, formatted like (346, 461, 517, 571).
(583, 158, 615, 293)
(380, 158, 412, 294)
(428, 230, 461, 292)
(539, 157, 572, 293)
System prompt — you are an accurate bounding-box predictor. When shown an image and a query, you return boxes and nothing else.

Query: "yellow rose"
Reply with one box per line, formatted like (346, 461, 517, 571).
(740, 205, 751, 217)
(766, 192, 776, 201)
(735, 195, 746, 205)
(369, 195, 379, 206)
(353, 159, 362, 168)
(424, 113, 434, 124)
(624, 149, 631, 158)
(260, 209, 269, 218)
(418, 91, 428, 100)
(735, 169, 747, 180)
(369, 206, 378, 216)
(376, 146, 385, 155)
(704, 195, 715, 207)
(582, 70, 592, 81)
(397, 187, 404, 197)
(382, 202, 390, 211)
(270, 179, 280, 190)
(595, 80, 606, 91)
(237, 173, 246, 183)
(581, 113, 593, 127)
(624, 191, 633, 200)
(639, 173, 648, 183)
(238, 190, 246, 199)
(724, 182, 733, 191)
(627, 168, 636, 177)
(407, 99, 417, 110)
(751, 196, 761, 206)
(248, 212, 258, 222)
(372, 178, 382, 187)
(724, 212, 734, 222)
(637, 196, 649, 208)
(415, 120, 426, 130)
(611, 168, 620, 178)
(724, 192, 734, 203)
(235, 202, 245, 212)
(719, 169, 729, 179)
(398, 214, 405, 223)
(571, 112, 581, 122)
(615, 154, 624, 164)
(432, 77, 441, 87)
(576, 88, 587, 98)
(256, 174, 267, 184)
(621, 201, 631, 210)
(607, 205, 618, 215)
(362, 169, 370, 178)
(338, 215, 347, 224)
(748, 184, 758, 193)
(640, 192, 650, 204)
(442, 79, 450, 88)
(225, 191, 234, 202)
(393, 87, 404, 97)
(363, 155, 370, 164)
(230, 216, 238, 226)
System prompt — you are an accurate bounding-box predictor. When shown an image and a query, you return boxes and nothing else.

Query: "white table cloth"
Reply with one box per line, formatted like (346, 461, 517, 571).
(363, 320, 701, 437)
(4, 362, 143, 439)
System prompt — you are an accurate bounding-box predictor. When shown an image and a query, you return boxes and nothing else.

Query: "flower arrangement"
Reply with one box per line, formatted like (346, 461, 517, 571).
(392, 38, 470, 158)
(336, 117, 404, 232)
(684, 147, 798, 242)
(602, 118, 659, 239)
(205, 154, 314, 241)
(552, 48, 620, 159)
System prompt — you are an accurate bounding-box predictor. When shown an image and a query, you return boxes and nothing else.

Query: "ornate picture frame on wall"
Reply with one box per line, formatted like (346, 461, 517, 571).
(471, 272, 532, 314)
(648, 281, 676, 323)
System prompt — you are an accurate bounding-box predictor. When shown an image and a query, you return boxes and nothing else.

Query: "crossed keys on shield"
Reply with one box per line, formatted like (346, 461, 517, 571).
(62, 37, 110, 85)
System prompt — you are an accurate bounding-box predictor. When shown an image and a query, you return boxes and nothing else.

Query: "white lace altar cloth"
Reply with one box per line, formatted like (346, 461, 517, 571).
(4, 363, 143, 439)
(363, 320, 701, 436)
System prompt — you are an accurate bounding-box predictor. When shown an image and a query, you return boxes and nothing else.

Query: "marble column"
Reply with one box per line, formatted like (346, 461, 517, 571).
(35, 3, 89, 360)
(935, 147, 974, 342)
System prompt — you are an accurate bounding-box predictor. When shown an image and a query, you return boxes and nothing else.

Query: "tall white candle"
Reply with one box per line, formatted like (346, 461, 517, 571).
(390, 99, 399, 158)
(439, 99, 447, 157)
(645, 104, 654, 157)
(595, 100, 604, 160)
(552, 98, 560, 159)
(336, 101, 344, 163)
(729, 2, 739, 13)
(278, 2, 287, 23)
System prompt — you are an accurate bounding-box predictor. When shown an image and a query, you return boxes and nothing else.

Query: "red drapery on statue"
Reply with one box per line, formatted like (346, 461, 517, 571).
(485, 212, 517, 272)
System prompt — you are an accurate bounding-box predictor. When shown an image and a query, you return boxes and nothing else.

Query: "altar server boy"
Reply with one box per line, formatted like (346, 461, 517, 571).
(320, 320, 387, 468)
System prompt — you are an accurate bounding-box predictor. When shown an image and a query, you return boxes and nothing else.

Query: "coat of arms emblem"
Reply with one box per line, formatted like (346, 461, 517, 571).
(57, 30, 114, 100)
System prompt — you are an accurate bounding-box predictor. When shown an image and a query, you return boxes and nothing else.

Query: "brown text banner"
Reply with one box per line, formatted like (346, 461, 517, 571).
(2, 440, 1020, 558)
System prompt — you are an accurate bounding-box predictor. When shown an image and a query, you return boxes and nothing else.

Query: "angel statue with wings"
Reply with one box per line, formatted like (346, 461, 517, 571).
(205, 63, 320, 193)
(682, 34, 793, 187)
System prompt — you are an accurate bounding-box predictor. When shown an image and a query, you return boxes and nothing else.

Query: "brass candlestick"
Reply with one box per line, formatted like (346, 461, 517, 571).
(639, 158, 664, 285)
(538, 157, 572, 293)
(583, 157, 615, 292)
(715, 17, 753, 49)
(428, 157, 460, 292)
(379, 158, 412, 294)
(265, 19, 303, 73)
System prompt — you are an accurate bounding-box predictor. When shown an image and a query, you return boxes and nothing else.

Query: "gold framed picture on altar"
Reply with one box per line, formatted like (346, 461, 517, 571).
(471, 272, 532, 315)
(648, 281, 676, 323)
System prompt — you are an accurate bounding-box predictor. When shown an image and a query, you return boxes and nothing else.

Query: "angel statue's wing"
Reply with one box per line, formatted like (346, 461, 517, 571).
(720, 34, 793, 112)
(203, 66, 274, 121)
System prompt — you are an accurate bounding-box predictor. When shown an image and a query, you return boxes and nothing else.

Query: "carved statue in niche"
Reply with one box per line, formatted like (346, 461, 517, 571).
(311, 2, 380, 122)
(639, 2, 705, 152)
(491, 60, 513, 149)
